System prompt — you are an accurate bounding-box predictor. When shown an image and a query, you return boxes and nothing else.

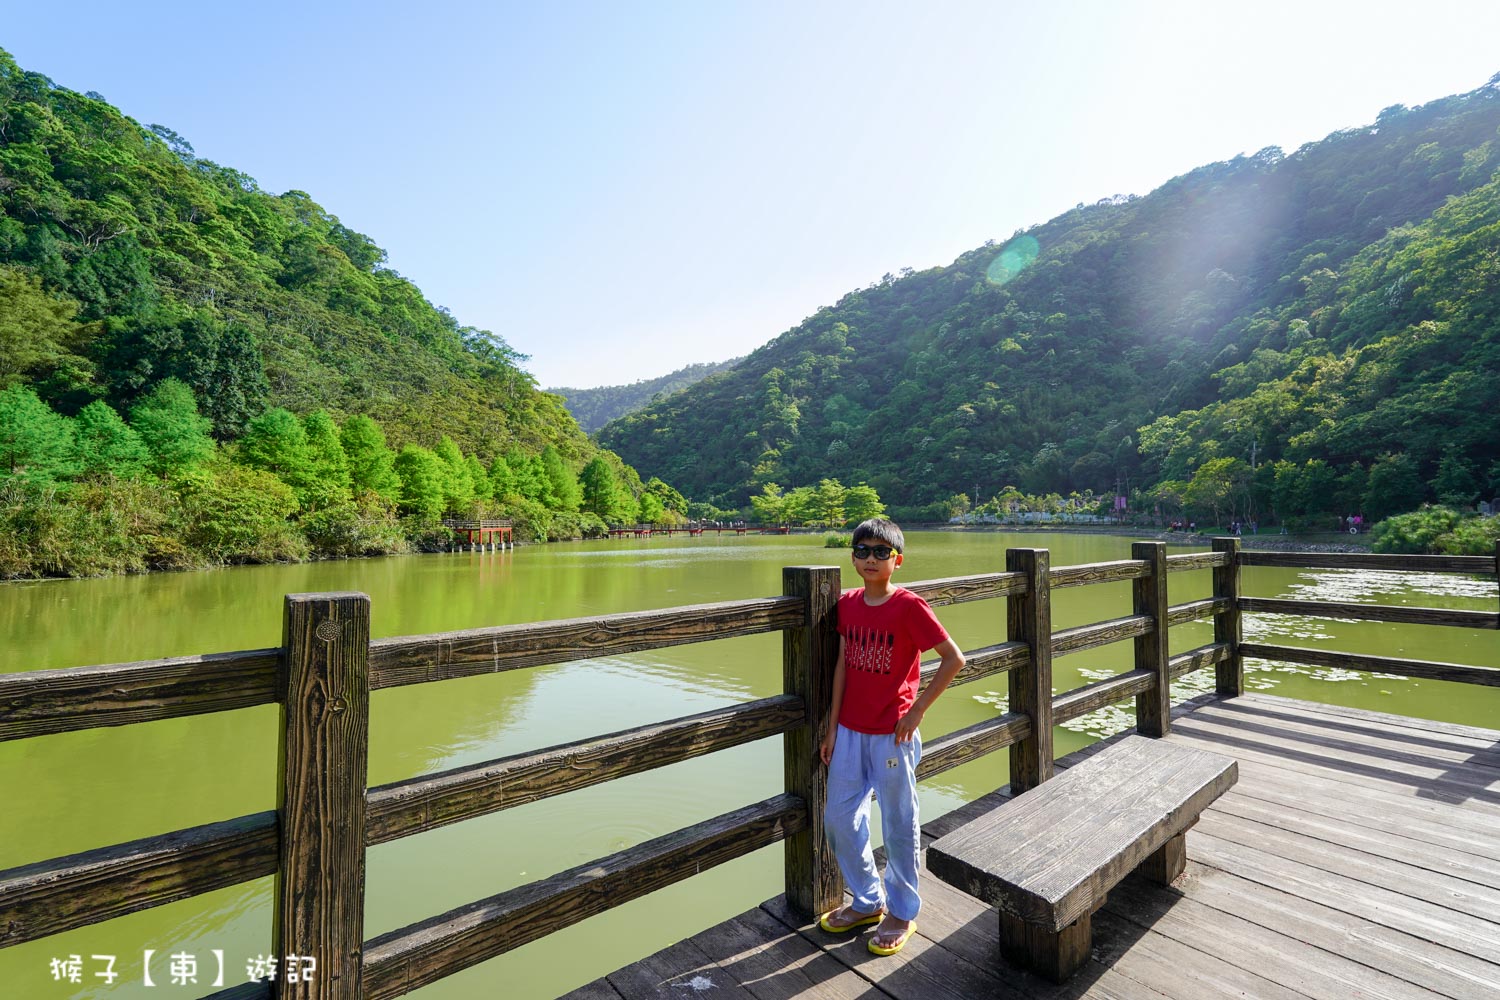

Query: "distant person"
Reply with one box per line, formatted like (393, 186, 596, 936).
(819, 518, 965, 956)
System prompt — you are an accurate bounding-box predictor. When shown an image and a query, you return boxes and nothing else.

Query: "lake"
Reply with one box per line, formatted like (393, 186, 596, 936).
(4, 530, 1497, 998)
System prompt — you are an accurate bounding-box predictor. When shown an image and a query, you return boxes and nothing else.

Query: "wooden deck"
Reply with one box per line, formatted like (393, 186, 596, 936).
(564, 692, 1500, 1000)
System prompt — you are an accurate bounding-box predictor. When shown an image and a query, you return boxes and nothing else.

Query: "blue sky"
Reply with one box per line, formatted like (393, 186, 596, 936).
(6, 2, 1500, 389)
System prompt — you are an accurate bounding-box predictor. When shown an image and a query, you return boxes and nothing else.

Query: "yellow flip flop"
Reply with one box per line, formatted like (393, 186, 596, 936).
(867, 920, 916, 956)
(818, 907, 884, 933)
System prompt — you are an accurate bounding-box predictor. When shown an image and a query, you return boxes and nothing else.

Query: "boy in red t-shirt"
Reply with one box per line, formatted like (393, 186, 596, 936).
(818, 518, 966, 955)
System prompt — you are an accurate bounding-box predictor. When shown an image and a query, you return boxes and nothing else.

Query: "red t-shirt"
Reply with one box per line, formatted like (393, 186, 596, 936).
(836, 587, 949, 735)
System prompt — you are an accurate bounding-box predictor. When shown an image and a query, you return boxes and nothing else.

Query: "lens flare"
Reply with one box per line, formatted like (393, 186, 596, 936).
(985, 235, 1040, 285)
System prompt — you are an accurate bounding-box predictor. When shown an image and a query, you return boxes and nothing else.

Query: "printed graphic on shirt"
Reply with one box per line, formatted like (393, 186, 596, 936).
(846, 625, 896, 674)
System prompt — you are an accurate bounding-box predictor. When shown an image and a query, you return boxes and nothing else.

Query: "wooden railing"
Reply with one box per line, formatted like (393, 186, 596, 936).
(2, 539, 1497, 999)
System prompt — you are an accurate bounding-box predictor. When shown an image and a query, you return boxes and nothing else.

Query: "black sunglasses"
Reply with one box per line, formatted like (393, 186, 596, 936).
(852, 544, 899, 560)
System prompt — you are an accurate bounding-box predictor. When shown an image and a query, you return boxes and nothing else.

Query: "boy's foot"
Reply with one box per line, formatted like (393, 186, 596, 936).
(867, 916, 916, 956)
(818, 904, 885, 933)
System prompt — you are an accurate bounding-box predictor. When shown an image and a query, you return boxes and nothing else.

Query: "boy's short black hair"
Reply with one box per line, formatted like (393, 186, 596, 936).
(851, 518, 904, 553)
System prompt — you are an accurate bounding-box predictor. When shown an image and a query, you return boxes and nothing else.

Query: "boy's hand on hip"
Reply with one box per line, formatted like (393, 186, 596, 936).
(895, 707, 923, 743)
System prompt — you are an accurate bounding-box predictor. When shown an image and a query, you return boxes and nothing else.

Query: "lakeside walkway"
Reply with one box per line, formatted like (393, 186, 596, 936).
(565, 692, 1500, 1000)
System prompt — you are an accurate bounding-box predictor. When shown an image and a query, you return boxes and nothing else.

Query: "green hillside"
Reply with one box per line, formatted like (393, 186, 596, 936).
(600, 78, 1500, 526)
(550, 358, 740, 433)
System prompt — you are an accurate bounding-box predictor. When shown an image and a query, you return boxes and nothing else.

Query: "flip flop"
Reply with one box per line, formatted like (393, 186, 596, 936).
(867, 920, 916, 956)
(818, 907, 884, 933)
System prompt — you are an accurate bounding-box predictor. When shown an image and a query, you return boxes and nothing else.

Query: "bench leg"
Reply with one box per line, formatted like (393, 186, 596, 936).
(999, 909, 1092, 983)
(1140, 831, 1188, 885)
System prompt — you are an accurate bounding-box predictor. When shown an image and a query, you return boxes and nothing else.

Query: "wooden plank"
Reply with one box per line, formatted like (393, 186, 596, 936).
(1051, 614, 1152, 657)
(905, 571, 1025, 607)
(1168, 643, 1230, 680)
(1187, 700, 1500, 772)
(1050, 559, 1149, 589)
(917, 712, 1031, 782)
(919, 640, 1028, 687)
(759, 894, 1014, 1000)
(1168, 714, 1500, 811)
(928, 736, 1237, 930)
(1210, 789, 1500, 889)
(1166, 598, 1225, 626)
(362, 795, 805, 1000)
(276, 593, 371, 1000)
(1189, 830, 1500, 965)
(0, 647, 280, 742)
(1195, 809, 1500, 923)
(1239, 551, 1496, 574)
(1241, 642, 1500, 687)
(607, 933, 759, 999)
(1165, 550, 1230, 572)
(1105, 871, 1441, 1000)
(1007, 548, 1053, 792)
(202, 983, 275, 1000)
(1052, 669, 1153, 726)
(782, 566, 842, 920)
(367, 597, 805, 688)
(1161, 860, 1500, 1000)
(1238, 597, 1498, 630)
(1237, 692, 1500, 745)
(366, 694, 803, 845)
(691, 904, 879, 1000)
(0, 811, 277, 947)
(557, 978, 626, 1000)
(1132, 542, 1169, 737)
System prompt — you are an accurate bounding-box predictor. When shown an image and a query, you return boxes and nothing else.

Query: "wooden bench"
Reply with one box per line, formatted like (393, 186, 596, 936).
(926, 735, 1238, 982)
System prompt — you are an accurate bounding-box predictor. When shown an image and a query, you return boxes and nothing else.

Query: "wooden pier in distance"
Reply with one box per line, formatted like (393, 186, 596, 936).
(566, 691, 1500, 999)
(1, 541, 1495, 999)
(441, 517, 514, 550)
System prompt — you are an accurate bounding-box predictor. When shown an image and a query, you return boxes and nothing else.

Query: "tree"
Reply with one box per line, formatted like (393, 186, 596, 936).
(0, 264, 93, 391)
(579, 455, 633, 523)
(749, 483, 786, 524)
(465, 453, 492, 504)
(393, 444, 446, 520)
(238, 408, 312, 496)
(341, 415, 400, 502)
(434, 436, 475, 514)
(487, 453, 517, 500)
(0, 385, 76, 480)
(301, 410, 352, 509)
(843, 483, 886, 524)
(812, 478, 848, 527)
(1364, 453, 1426, 519)
(540, 444, 580, 512)
(1432, 450, 1480, 507)
(72, 400, 148, 478)
(644, 476, 687, 515)
(129, 378, 215, 475)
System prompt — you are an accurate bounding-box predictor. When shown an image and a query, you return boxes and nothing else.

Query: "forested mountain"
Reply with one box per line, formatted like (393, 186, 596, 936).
(0, 47, 583, 460)
(550, 358, 740, 433)
(601, 77, 1500, 525)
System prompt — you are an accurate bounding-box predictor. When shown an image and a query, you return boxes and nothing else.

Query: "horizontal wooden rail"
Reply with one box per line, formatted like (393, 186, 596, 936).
(0, 648, 280, 743)
(905, 572, 1025, 607)
(1239, 597, 1499, 630)
(1239, 551, 1496, 574)
(1241, 643, 1500, 687)
(368, 597, 805, 688)
(1168, 597, 1227, 626)
(920, 640, 1029, 688)
(1166, 551, 1231, 572)
(1053, 614, 1153, 657)
(0, 812, 277, 946)
(366, 695, 804, 845)
(1169, 642, 1232, 679)
(361, 794, 805, 1000)
(1053, 669, 1153, 725)
(1050, 559, 1149, 589)
(917, 712, 1032, 781)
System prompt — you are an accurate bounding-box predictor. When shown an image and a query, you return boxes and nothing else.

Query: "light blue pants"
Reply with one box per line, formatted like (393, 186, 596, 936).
(823, 724, 923, 921)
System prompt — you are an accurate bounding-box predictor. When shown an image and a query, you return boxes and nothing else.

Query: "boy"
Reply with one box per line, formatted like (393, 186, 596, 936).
(818, 518, 966, 955)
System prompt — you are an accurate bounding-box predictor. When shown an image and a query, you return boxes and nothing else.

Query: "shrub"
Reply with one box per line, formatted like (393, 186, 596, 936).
(1369, 506, 1490, 554)
(173, 465, 306, 564)
(824, 532, 852, 548)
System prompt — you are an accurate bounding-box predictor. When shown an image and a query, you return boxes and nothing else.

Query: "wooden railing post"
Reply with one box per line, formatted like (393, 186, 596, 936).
(1007, 548, 1053, 792)
(276, 593, 371, 1000)
(1133, 541, 1171, 736)
(782, 566, 842, 918)
(1212, 538, 1242, 696)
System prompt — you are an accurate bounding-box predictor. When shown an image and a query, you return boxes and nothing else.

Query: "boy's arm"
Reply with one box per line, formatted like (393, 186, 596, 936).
(894, 637, 965, 743)
(820, 637, 848, 766)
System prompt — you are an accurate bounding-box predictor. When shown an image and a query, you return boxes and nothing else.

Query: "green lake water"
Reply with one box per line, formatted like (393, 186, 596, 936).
(3, 530, 1497, 999)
